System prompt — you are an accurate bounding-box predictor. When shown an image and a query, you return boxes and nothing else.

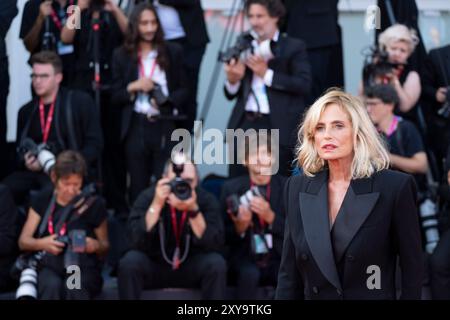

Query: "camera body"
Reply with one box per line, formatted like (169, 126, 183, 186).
(150, 84, 170, 108)
(219, 31, 255, 63)
(167, 161, 192, 201)
(362, 47, 403, 88)
(18, 138, 56, 174)
(90, 0, 106, 11)
(226, 185, 268, 216)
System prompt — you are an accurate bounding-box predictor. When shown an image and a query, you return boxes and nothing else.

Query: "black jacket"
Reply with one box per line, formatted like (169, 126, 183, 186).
(127, 185, 224, 263)
(159, 0, 209, 47)
(16, 88, 103, 169)
(276, 169, 424, 300)
(422, 44, 450, 112)
(111, 42, 189, 141)
(282, 0, 340, 49)
(0, 184, 18, 290)
(224, 33, 311, 147)
(220, 175, 286, 262)
(0, 0, 17, 60)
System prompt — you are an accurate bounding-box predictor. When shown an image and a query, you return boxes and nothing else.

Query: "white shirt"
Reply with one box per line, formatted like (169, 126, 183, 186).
(134, 50, 169, 116)
(225, 31, 279, 114)
(153, 0, 186, 40)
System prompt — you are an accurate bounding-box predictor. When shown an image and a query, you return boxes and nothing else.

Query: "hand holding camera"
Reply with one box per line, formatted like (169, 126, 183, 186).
(24, 152, 43, 172)
(38, 234, 66, 256)
(436, 87, 449, 104)
(153, 177, 172, 210)
(224, 58, 245, 85)
(246, 54, 268, 78)
(249, 196, 274, 223)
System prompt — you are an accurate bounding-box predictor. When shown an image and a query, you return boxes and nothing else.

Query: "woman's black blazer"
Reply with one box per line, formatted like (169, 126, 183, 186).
(275, 169, 424, 300)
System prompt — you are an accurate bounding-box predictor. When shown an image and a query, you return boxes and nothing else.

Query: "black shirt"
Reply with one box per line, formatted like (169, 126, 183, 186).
(71, 10, 123, 92)
(20, 0, 76, 83)
(31, 187, 107, 269)
(383, 118, 424, 158)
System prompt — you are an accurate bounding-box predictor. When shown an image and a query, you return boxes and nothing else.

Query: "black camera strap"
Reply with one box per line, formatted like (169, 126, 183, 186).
(64, 90, 79, 150)
(37, 193, 57, 237)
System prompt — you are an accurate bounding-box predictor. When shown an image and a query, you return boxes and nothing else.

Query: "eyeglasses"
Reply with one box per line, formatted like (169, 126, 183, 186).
(30, 73, 52, 80)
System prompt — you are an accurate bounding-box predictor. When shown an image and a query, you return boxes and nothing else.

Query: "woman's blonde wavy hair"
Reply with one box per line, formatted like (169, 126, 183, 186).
(378, 23, 420, 54)
(296, 88, 390, 179)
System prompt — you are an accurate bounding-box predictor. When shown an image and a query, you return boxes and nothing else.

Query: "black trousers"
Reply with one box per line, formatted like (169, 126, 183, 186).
(170, 38, 206, 132)
(228, 114, 294, 178)
(229, 256, 279, 300)
(38, 265, 103, 300)
(0, 58, 9, 180)
(2, 171, 52, 206)
(124, 113, 173, 205)
(430, 228, 450, 299)
(118, 250, 227, 300)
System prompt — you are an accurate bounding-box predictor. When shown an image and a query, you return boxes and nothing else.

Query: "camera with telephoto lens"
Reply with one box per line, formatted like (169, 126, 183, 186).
(166, 153, 192, 201)
(362, 46, 403, 88)
(18, 138, 56, 174)
(91, 0, 106, 11)
(226, 185, 268, 216)
(218, 31, 255, 63)
(436, 86, 450, 119)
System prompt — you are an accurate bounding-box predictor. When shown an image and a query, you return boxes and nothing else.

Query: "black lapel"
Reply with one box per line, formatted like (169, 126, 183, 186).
(331, 176, 380, 263)
(299, 170, 342, 291)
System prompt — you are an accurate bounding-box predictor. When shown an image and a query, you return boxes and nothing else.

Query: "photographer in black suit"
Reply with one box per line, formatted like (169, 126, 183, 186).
(2, 51, 102, 206)
(223, 0, 311, 177)
(221, 133, 285, 299)
(118, 156, 226, 300)
(111, 2, 189, 205)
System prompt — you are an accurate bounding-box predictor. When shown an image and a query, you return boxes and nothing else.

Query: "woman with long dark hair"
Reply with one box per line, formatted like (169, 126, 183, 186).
(111, 3, 189, 206)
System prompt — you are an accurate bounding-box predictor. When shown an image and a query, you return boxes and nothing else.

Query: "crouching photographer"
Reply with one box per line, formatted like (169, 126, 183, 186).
(220, 133, 286, 299)
(118, 155, 226, 299)
(15, 151, 109, 300)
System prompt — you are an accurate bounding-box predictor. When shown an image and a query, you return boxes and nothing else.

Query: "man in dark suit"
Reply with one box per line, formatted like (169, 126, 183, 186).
(282, 0, 343, 105)
(224, 0, 311, 177)
(2, 51, 103, 206)
(421, 44, 450, 164)
(0, 0, 18, 180)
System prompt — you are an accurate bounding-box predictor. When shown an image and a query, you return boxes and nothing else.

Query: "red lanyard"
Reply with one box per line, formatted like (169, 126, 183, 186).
(39, 96, 56, 144)
(386, 116, 400, 137)
(138, 52, 157, 80)
(250, 181, 271, 229)
(49, 0, 74, 30)
(170, 206, 188, 270)
(47, 203, 67, 236)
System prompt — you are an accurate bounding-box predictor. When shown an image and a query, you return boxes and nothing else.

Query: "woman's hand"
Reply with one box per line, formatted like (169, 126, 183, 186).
(38, 234, 66, 256)
(85, 237, 100, 254)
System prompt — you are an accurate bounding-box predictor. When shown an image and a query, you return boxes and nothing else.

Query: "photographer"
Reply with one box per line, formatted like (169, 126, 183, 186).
(20, 0, 77, 86)
(61, 0, 128, 218)
(220, 134, 285, 299)
(365, 84, 428, 175)
(2, 51, 102, 206)
(118, 157, 226, 299)
(360, 24, 421, 116)
(17, 151, 109, 300)
(223, 0, 311, 177)
(421, 43, 450, 164)
(111, 3, 189, 205)
(0, 185, 19, 292)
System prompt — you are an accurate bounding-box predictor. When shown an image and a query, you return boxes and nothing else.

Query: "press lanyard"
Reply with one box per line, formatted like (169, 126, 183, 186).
(138, 52, 157, 80)
(39, 96, 56, 143)
(49, 0, 74, 30)
(47, 203, 67, 236)
(170, 206, 188, 270)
